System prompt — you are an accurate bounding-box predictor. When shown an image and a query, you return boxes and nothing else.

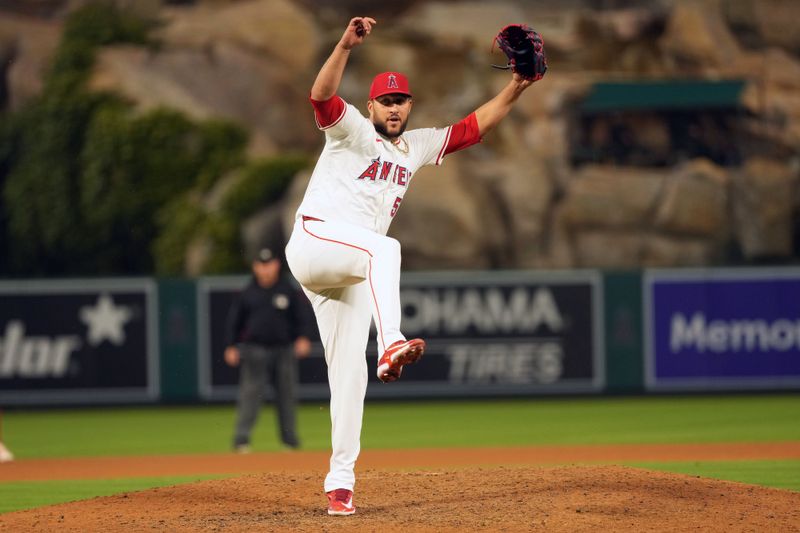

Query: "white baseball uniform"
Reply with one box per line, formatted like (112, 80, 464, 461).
(285, 93, 479, 492)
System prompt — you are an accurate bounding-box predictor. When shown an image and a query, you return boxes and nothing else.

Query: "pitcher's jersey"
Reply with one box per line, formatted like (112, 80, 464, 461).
(297, 96, 476, 236)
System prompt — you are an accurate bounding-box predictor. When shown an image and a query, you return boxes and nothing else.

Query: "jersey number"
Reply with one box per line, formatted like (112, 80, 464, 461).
(391, 196, 403, 217)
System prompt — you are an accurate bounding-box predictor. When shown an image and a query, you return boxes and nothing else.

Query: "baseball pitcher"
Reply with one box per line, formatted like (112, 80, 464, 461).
(284, 16, 546, 516)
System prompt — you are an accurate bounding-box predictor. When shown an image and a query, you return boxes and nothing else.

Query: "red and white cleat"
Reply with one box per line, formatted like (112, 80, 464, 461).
(326, 488, 355, 516)
(376, 339, 426, 383)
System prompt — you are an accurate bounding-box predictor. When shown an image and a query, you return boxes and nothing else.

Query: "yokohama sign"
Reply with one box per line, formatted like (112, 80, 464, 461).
(198, 271, 604, 400)
(393, 271, 605, 396)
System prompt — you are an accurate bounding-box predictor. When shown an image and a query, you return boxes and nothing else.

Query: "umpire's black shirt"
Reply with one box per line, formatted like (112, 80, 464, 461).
(225, 276, 314, 348)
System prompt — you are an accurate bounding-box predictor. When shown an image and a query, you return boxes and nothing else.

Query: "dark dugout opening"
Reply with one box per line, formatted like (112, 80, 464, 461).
(570, 80, 748, 168)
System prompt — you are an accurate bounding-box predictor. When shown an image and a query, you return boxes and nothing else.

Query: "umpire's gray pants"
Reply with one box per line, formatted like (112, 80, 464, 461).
(233, 344, 299, 448)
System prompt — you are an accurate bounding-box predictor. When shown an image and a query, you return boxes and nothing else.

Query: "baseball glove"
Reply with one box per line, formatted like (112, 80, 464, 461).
(492, 24, 547, 82)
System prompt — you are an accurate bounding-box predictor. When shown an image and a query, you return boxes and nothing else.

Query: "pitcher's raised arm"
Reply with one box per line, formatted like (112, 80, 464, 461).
(310, 17, 376, 101)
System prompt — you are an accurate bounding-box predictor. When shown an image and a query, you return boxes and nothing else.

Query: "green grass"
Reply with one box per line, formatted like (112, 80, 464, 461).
(628, 460, 800, 491)
(1, 394, 798, 515)
(3, 394, 799, 458)
(362, 394, 800, 449)
(0, 475, 225, 514)
(3, 404, 327, 458)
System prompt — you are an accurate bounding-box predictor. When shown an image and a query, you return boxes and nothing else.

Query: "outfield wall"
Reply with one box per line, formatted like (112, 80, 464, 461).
(1, 268, 799, 405)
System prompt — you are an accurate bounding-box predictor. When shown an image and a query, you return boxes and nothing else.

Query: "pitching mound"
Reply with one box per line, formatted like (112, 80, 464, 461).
(2, 465, 798, 532)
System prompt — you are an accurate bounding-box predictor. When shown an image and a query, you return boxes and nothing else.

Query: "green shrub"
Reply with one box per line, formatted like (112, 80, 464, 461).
(195, 121, 249, 191)
(152, 154, 308, 276)
(222, 155, 307, 219)
(47, 2, 154, 87)
(0, 2, 159, 275)
(2, 90, 110, 274)
(200, 213, 245, 274)
(0, 2, 260, 277)
(62, 2, 153, 47)
(152, 197, 206, 275)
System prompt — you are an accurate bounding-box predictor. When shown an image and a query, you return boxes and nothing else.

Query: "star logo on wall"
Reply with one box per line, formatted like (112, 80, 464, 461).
(79, 293, 133, 347)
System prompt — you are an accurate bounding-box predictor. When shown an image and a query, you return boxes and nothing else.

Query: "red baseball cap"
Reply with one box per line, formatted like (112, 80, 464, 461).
(369, 72, 412, 100)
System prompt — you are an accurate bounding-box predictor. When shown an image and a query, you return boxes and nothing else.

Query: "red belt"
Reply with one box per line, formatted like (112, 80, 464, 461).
(302, 215, 323, 222)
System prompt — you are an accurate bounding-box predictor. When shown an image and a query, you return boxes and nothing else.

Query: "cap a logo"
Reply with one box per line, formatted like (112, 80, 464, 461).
(387, 74, 399, 89)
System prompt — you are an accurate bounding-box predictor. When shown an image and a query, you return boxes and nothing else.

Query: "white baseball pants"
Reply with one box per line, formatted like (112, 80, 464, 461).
(285, 216, 406, 492)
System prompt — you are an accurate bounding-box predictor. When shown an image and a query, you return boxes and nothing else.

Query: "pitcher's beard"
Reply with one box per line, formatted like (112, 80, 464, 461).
(374, 120, 408, 140)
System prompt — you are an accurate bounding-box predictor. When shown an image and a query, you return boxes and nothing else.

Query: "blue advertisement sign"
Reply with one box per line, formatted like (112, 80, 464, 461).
(645, 269, 800, 390)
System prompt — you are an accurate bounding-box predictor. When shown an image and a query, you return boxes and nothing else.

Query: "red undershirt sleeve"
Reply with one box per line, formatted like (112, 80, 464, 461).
(443, 112, 482, 156)
(309, 95, 346, 129)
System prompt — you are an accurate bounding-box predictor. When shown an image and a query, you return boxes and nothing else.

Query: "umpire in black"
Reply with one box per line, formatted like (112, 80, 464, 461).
(224, 247, 315, 452)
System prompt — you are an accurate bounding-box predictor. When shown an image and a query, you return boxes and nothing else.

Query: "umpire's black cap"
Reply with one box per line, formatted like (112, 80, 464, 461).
(255, 247, 277, 263)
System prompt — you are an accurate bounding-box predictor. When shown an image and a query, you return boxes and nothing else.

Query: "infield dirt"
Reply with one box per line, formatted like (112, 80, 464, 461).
(1, 443, 799, 532)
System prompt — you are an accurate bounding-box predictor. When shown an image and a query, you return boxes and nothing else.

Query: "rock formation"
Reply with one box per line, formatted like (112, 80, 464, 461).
(1, 0, 798, 271)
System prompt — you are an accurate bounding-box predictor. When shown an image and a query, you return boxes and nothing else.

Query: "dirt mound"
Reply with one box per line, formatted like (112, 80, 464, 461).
(2, 465, 798, 532)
